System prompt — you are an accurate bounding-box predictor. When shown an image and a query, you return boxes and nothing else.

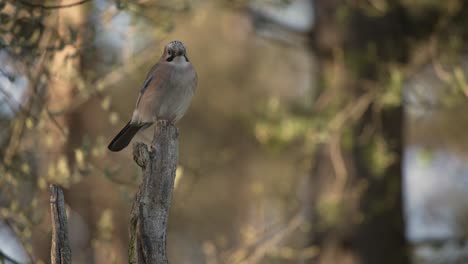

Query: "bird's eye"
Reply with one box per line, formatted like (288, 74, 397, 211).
(166, 50, 174, 62)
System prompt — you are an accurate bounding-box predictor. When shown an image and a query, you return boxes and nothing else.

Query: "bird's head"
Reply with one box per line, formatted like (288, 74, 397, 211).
(163, 40, 189, 63)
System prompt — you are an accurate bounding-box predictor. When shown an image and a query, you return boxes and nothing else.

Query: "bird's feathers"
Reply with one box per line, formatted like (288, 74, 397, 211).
(132, 61, 196, 124)
(108, 41, 197, 152)
(135, 63, 159, 108)
(108, 122, 143, 152)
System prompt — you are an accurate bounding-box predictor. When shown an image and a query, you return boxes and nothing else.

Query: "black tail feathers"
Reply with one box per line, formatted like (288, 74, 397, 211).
(108, 122, 143, 152)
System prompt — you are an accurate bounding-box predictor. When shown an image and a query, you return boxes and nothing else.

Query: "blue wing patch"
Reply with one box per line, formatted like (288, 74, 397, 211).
(140, 75, 153, 94)
(135, 75, 154, 108)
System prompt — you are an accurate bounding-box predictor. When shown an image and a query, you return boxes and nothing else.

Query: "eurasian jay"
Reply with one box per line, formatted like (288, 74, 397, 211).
(108, 41, 198, 152)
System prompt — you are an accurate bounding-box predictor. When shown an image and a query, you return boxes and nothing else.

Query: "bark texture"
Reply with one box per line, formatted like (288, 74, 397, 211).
(49, 184, 71, 264)
(129, 121, 179, 264)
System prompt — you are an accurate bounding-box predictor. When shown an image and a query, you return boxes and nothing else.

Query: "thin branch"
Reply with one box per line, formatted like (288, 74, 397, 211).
(0, 87, 23, 114)
(45, 107, 68, 137)
(3, 25, 52, 166)
(17, 0, 91, 9)
(329, 91, 375, 132)
(329, 131, 347, 199)
(0, 249, 22, 264)
(2, 215, 35, 263)
(225, 214, 305, 264)
(49, 41, 159, 116)
(0, 83, 67, 139)
(429, 35, 452, 83)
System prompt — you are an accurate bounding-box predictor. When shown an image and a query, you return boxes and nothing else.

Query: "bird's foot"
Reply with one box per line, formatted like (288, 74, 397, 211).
(156, 119, 175, 127)
(157, 119, 169, 127)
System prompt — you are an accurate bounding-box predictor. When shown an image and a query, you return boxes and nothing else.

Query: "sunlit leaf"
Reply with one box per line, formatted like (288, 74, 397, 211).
(109, 112, 120, 125)
(101, 96, 111, 111)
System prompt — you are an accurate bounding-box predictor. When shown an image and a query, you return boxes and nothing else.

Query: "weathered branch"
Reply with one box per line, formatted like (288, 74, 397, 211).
(18, 0, 91, 9)
(49, 184, 71, 264)
(129, 121, 179, 264)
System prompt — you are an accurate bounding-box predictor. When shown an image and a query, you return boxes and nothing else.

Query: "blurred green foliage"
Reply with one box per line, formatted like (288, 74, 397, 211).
(2, 0, 468, 263)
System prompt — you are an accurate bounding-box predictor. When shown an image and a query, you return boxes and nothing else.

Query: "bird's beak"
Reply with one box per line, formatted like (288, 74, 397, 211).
(175, 48, 185, 57)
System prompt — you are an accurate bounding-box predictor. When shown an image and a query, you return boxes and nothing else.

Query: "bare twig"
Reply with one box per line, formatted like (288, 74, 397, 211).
(49, 184, 71, 264)
(225, 214, 305, 264)
(329, 131, 347, 198)
(0, 249, 22, 264)
(429, 35, 452, 83)
(2, 24, 52, 166)
(129, 121, 179, 264)
(49, 43, 157, 116)
(0, 86, 67, 138)
(329, 92, 374, 132)
(18, 0, 91, 9)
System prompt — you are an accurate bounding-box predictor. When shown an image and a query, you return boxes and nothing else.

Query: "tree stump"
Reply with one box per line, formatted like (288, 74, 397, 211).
(50, 184, 71, 264)
(129, 121, 179, 264)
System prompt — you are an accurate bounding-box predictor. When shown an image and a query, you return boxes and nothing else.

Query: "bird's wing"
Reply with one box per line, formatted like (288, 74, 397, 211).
(135, 63, 159, 108)
(133, 63, 174, 123)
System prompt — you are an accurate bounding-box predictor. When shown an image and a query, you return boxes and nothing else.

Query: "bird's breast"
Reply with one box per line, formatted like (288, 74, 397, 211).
(157, 64, 197, 122)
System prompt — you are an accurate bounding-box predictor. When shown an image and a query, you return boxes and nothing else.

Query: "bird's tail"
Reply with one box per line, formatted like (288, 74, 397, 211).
(108, 121, 143, 152)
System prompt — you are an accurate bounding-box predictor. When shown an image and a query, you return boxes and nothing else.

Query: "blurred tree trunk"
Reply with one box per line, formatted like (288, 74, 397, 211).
(308, 1, 409, 263)
(353, 105, 407, 264)
(33, 4, 88, 263)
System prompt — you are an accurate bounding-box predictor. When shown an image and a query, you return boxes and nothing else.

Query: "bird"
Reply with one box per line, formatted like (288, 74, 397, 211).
(108, 40, 198, 152)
